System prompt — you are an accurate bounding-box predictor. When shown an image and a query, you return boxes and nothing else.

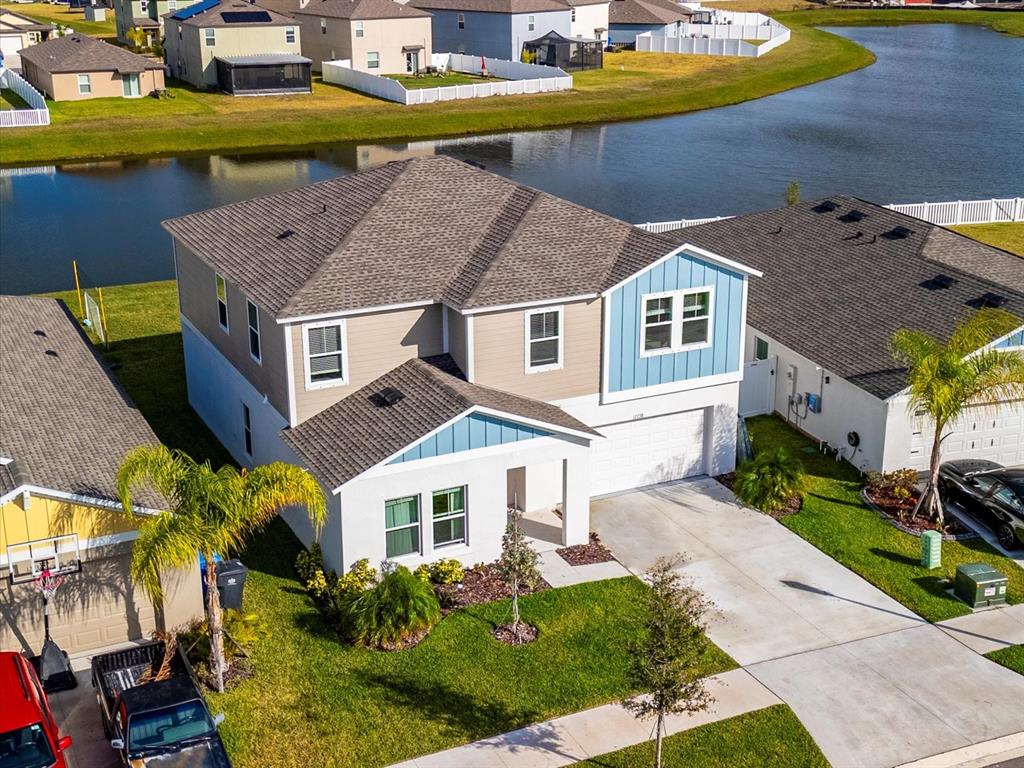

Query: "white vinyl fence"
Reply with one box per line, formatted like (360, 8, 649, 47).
(0, 68, 50, 128)
(323, 54, 570, 106)
(637, 197, 1024, 232)
(637, 10, 790, 58)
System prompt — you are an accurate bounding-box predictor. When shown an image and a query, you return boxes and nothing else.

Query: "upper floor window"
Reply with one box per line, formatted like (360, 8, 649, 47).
(525, 306, 562, 372)
(527, 14, 535, 30)
(640, 287, 713, 357)
(168, 0, 177, 9)
(303, 320, 347, 388)
(354, 20, 364, 37)
(754, 336, 769, 360)
(320, 18, 327, 33)
(140, 0, 148, 11)
(204, 28, 216, 46)
(215, 273, 229, 331)
(285, 26, 296, 44)
(246, 299, 261, 363)
(570, 7, 575, 21)
(457, 12, 465, 28)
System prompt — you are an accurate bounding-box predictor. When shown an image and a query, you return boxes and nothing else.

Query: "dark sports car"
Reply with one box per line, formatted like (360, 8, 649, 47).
(938, 460, 1024, 550)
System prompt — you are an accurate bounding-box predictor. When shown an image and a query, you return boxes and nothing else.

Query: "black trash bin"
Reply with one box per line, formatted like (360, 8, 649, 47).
(215, 559, 248, 611)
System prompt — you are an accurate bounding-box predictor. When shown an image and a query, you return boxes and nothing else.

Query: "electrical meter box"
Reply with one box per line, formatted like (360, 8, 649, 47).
(806, 393, 821, 413)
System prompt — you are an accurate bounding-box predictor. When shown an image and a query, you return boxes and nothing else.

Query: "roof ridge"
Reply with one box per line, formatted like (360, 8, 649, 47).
(408, 357, 475, 410)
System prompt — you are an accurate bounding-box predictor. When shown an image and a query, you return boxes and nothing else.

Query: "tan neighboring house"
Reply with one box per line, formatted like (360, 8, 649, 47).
(19, 34, 165, 101)
(291, 0, 432, 74)
(0, 296, 203, 656)
(0, 8, 53, 70)
(113, 0, 161, 46)
(163, 0, 312, 94)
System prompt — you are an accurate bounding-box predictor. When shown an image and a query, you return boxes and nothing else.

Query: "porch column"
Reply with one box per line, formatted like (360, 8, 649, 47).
(561, 455, 590, 547)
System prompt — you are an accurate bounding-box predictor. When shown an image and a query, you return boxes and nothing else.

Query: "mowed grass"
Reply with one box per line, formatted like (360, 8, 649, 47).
(951, 222, 1024, 258)
(384, 72, 494, 88)
(574, 705, 828, 768)
(1, 1, 117, 37)
(986, 645, 1024, 677)
(1, 88, 30, 109)
(747, 415, 1024, 623)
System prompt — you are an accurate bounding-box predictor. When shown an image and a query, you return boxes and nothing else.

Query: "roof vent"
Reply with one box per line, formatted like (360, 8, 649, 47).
(883, 225, 914, 240)
(970, 292, 1007, 309)
(370, 386, 406, 407)
(839, 209, 866, 223)
(45, 349, 59, 358)
(276, 228, 295, 240)
(33, 330, 47, 337)
(813, 200, 839, 213)
(921, 274, 957, 291)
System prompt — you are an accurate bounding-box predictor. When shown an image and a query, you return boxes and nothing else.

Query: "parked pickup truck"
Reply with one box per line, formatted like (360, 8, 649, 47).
(91, 641, 231, 768)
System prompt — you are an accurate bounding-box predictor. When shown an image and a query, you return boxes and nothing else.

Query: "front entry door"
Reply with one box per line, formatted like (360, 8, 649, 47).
(405, 51, 418, 74)
(121, 73, 140, 97)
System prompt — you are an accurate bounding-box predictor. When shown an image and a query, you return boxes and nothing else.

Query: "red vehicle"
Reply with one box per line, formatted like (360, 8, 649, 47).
(0, 651, 72, 768)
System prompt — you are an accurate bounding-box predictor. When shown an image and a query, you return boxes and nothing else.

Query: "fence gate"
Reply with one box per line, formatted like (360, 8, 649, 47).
(739, 356, 775, 417)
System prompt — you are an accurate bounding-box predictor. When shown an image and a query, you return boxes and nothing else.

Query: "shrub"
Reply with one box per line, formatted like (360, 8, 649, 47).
(865, 469, 918, 502)
(733, 447, 804, 514)
(179, 609, 267, 665)
(429, 558, 464, 585)
(295, 543, 324, 585)
(349, 566, 440, 649)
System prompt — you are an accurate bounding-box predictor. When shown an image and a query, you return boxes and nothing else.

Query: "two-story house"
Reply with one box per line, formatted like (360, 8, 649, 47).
(114, 0, 203, 47)
(164, 156, 760, 575)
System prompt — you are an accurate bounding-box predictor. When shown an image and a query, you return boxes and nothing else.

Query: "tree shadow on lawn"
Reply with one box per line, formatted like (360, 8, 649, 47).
(805, 491, 871, 511)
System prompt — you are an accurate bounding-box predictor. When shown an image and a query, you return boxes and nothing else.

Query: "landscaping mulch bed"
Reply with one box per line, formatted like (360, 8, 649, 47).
(556, 532, 615, 566)
(492, 622, 538, 646)
(714, 473, 802, 519)
(197, 657, 254, 692)
(861, 489, 976, 540)
(435, 564, 549, 611)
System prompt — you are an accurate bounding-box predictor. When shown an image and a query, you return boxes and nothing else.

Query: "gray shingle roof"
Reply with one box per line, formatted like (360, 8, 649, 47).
(171, 1, 295, 26)
(162, 156, 680, 318)
(0, 9, 52, 33)
(18, 34, 163, 74)
(281, 356, 598, 489)
(293, 0, 431, 20)
(408, 0, 568, 14)
(0, 296, 163, 507)
(608, 0, 692, 25)
(660, 196, 1024, 400)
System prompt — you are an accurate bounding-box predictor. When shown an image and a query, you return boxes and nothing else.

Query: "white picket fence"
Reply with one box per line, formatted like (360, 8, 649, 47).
(0, 67, 50, 128)
(637, 197, 1024, 232)
(322, 54, 570, 106)
(637, 10, 790, 58)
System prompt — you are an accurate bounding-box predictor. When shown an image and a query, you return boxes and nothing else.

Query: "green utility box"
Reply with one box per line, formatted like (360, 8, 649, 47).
(954, 563, 1008, 609)
(921, 530, 941, 569)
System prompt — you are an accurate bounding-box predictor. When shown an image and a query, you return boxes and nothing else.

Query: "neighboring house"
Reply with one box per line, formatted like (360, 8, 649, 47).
(408, 0, 571, 60)
(163, 156, 761, 575)
(661, 197, 1024, 473)
(607, 0, 693, 45)
(0, 296, 203, 656)
(19, 35, 165, 101)
(0, 9, 52, 71)
(563, 0, 607, 42)
(113, 0, 162, 46)
(164, 0, 311, 94)
(292, 0, 432, 73)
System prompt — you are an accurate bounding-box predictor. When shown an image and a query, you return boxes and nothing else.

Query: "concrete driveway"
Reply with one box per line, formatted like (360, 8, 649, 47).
(592, 477, 1024, 768)
(48, 669, 119, 768)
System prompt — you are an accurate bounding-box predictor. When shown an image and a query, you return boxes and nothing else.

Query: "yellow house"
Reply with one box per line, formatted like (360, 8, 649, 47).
(0, 295, 203, 656)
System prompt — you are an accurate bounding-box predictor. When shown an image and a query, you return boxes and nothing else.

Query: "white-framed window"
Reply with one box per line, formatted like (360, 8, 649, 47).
(140, 0, 148, 11)
(570, 7, 575, 21)
(354, 20, 364, 37)
(527, 14, 535, 30)
(457, 12, 465, 28)
(241, 402, 253, 458)
(432, 486, 466, 548)
(302, 320, 347, 389)
(204, 27, 215, 46)
(525, 306, 563, 373)
(754, 336, 769, 360)
(77, 74, 91, 94)
(640, 286, 713, 357)
(246, 299, 261, 363)
(285, 26, 296, 43)
(168, 0, 177, 10)
(215, 273, 229, 332)
(367, 51, 379, 68)
(385, 495, 419, 558)
(320, 17, 327, 33)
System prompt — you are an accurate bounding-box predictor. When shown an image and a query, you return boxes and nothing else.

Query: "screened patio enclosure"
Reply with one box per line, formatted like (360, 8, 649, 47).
(215, 54, 312, 96)
(523, 31, 603, 71)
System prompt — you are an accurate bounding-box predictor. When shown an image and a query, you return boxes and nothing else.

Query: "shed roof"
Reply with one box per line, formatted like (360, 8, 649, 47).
(18, 34, 163, 74)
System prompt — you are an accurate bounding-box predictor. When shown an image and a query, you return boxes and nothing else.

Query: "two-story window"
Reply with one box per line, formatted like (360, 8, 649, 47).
(285, 26, 296, 43)
(385, 495, 419, 557)
(640, 287, 713, 356)
(527, 14, 535, 31)
(457, 12, 465, 28)
(354, 20, 364, 37)
(367, 51, 380, 69)
(215, 274, 229, 331)
(204, 28, 216, 46)
(525, 306, 563, 373)
(246, 299, 261, 363)
(302, 320, 347, 388)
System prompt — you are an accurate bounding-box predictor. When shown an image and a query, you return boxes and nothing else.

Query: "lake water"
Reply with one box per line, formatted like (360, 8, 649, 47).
(2, 24, 1022, 294)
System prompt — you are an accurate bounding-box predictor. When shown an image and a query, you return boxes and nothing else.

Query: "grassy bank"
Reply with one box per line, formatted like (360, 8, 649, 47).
(951, 222, 1024, 257)
(574, 705, 828, 768)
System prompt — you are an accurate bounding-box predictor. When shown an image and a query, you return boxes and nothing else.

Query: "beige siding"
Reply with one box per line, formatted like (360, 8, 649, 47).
(28, 67, 163, 101)
(446, 305, 467, 376)
(472, 299, 602, 401)
(295, 14, 431, 73)
(291, 304, 444, 423)
(165, 19, 302, 87)
(175, 240, 291, 419)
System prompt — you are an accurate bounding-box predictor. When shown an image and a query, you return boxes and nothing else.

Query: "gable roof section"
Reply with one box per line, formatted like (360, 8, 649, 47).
(608, 0, 692, 25)
(0, 296, 162, 508)
(162, 156, 709, 319)
(293, 0, 431, 19)
(18, 34, 163, 73)
(408, 0, 568, 14)
(0, 9, 52, 33)
(659, 196, 1024, 400)
(281, 356, 598, 490)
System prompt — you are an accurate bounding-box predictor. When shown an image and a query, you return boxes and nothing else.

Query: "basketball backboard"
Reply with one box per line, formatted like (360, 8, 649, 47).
(5, 534, 82, 584)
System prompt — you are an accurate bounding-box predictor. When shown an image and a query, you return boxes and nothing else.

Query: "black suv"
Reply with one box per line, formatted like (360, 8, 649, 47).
(939, 459, 1024, 550)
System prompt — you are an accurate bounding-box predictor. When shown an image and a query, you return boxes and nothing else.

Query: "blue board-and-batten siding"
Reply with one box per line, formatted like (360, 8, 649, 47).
(608, 251, 745, 393)
(389, 412, 552, 464)
(995, 329, 1024, 349)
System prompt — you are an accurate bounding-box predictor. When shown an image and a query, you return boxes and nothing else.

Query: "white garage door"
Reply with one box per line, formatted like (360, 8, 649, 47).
(590, 409, 707, 496)
(908, 402, 1024, 469)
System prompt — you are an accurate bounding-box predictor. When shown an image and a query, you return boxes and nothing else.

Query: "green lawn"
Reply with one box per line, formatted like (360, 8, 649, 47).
(951, 222, 1024, 258)
(1, 1, 117, 37)
(747, 415, 1024, 623)
(575, 705, 828, 768)
(0, 88, 30, 110)
(384, 72, 495, 89)
(986, 644, 1024, 676)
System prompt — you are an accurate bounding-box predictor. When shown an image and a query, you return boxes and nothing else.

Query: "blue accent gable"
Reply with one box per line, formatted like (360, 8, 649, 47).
(608, 250, 746, 394)
(995, 329, 1024, 349)
(389, 412, 552, 464)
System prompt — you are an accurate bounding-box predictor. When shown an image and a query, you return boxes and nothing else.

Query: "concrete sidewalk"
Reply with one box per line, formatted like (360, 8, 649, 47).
(390, 668, 780, 768)
(937, 603, 1024, 655)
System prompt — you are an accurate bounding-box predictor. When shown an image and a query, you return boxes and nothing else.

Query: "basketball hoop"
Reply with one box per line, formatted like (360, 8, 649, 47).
(34, 569, 65, 603)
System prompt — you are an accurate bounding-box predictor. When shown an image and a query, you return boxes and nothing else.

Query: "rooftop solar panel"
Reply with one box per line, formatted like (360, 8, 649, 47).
(221, 10, 273, 22)
(171, 0, 220, 21)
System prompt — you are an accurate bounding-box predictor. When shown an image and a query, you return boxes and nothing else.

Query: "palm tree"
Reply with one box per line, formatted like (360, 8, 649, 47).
(890, 309, 1024, 529)
(117, 446, 326, 693)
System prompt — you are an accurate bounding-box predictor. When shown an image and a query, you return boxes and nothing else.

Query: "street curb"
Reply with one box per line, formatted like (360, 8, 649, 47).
(893, 731, 1024, 768)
